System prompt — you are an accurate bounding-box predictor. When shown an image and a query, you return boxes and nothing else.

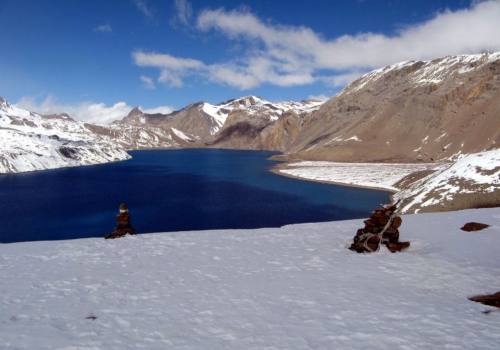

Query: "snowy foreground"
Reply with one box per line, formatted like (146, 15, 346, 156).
(1, 208, 500, 350)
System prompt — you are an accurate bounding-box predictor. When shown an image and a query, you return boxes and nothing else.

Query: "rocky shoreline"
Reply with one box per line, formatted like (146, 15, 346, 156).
(271, 150, 500, 214)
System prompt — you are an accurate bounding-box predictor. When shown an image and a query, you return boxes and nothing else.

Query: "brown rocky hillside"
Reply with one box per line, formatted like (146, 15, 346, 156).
(285, 52, 500, 163)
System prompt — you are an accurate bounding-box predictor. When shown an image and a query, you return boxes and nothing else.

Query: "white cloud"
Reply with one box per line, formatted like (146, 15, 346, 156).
(206, 64, 260, 89)
(197, 1, 500, 69)
(307, 94, 330, 102)
(140, 75, 156, 89)
(94, 24, 112, 33)
(173, 0, 192, 25)
(135, 0, 500, 90)
(133, 0, 152, 18)
(133, 51, 203, 70)
(133, 51, 205, 87)
(16, 95, 174, 124)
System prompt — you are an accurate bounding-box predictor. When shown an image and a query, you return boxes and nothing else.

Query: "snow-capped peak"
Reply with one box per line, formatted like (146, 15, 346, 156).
(128, 106, 143, 117)
(201, 96, 325, 135)
(0, 98, 32, 119)
(0, 96, 8, 108)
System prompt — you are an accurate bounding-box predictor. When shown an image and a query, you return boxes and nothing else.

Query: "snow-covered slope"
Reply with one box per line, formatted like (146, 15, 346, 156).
(276, 149, 498, 213)
(0, 98, 130, 174)
(170, 127, 199, 142)
(87, 122, 180, 150)
(1, 208, 499, 349)
(343, 51, 500, 95)
(395, 149, 500, 213)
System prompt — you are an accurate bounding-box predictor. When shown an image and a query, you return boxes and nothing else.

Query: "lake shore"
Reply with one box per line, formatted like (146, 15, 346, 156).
(270, 163, 398, 193)
(270, 160, 441, 194)
(1, 149, 390, 243)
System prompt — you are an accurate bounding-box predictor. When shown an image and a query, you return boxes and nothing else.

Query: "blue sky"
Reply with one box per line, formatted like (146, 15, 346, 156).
(1, 0, 499, 122)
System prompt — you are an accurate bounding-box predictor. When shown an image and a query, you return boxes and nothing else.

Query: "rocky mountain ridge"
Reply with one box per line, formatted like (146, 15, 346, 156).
(0, 95, 324, 173)
(101, 52, 500, 162)
(285, 52, 500, 163)
(114, 95, 324, 150)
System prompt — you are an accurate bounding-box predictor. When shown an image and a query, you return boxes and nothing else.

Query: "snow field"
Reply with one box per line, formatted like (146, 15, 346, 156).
(1, 208, 499, 349)
(279, 161, 441, 191)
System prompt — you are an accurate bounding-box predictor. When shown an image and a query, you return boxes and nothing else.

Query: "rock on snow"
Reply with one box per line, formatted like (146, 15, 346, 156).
(1, 208, 500, 349)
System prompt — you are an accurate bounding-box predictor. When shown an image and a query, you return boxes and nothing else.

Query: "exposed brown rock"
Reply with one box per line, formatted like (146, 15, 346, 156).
(461, 222, 490, 232)
(78, 53, 500, 165)
(286, 53, 500, 163)
(469, 292, 500, 308)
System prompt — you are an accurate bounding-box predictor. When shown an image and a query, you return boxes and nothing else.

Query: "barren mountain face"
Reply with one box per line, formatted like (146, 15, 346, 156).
(110, 53, 499, 163)
(114, 96, 324, 150)
(207, 97, 321, 151)
(287, 53, 500, 162)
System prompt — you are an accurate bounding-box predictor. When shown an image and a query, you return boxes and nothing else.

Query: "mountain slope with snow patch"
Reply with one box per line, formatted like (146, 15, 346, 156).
(288, 51, 500, 163)
(0, 98, 130, 174)
(201, 96, 324, 135)
(395, 149, 500, 213)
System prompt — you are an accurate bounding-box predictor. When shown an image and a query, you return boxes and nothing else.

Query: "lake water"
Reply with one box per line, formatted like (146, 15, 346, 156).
(0, 149, 390, 243)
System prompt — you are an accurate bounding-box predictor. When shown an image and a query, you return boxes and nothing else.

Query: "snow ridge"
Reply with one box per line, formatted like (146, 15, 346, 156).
(343, 51, 500, 95)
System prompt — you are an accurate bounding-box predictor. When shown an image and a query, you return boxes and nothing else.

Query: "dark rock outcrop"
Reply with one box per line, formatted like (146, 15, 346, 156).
(469, 291, 500, 308)
(461, 222, 490, 232)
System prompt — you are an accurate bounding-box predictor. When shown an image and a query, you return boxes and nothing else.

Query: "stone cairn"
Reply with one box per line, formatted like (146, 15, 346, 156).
(105, 203, 136, 239)
(349, 202, 410, 253)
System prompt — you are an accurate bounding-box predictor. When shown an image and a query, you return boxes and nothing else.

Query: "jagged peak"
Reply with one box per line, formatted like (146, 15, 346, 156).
(233, 95, 265, 104)
(0, 96, 10, 108)
(214, 95, 267, 108)
(126, 106, 143, 119)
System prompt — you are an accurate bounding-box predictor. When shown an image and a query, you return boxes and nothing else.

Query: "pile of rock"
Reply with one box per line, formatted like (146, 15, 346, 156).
(105, 203, 136, 239)
(349, 203, 410, 253)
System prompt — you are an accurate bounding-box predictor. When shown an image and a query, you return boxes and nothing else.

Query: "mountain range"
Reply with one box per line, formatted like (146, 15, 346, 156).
(1, 52, 499, 213)
(0, 97, 130, 173)
(287, 52, 500, 163)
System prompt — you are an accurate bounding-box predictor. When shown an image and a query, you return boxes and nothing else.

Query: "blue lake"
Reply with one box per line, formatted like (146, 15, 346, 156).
(0, 149, 390, 243)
